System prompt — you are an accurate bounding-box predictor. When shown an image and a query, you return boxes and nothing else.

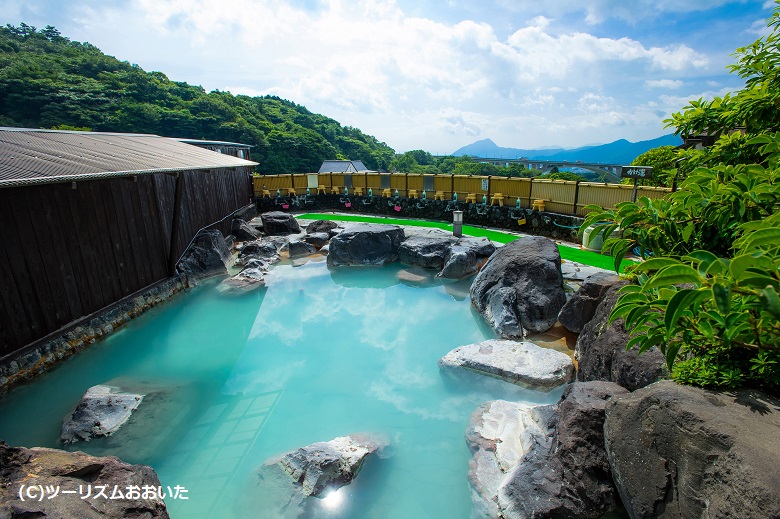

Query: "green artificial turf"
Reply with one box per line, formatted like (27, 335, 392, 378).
(296, 213, 630, 272)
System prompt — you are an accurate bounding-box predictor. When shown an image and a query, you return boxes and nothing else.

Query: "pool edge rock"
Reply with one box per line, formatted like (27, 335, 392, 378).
(466, 400, 556, 518)
(326, 223, 405, 267)
(0, 441, 170, 518)
(469, 236, 566, 338)
(439, 339, 574, 391)
(604, 380, 780, 519)
(498, 381, 629, 519)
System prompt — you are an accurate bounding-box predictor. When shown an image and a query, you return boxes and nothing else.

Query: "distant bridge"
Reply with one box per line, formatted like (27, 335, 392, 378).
(471, 157, 624, 183)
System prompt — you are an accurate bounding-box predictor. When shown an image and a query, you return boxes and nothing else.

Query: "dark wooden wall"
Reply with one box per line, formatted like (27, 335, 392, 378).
(0, 167, 252, 357)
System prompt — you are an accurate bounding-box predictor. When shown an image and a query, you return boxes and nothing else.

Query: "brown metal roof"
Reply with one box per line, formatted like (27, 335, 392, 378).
(0, 129, 258, 188)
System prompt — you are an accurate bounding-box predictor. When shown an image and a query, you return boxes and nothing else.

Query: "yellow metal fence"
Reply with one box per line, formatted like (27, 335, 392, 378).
(253, 173, 672, 215)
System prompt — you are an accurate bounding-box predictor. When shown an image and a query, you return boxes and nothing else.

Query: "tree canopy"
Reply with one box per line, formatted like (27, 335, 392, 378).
(0, 23, 395, 174)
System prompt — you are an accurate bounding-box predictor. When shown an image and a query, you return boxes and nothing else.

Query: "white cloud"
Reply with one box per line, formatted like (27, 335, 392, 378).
(645, 79, 685, 89)
(15, 0, 755, 151)
(437, 109, 483, 136)
(577, 92, 615, 112)
(655, 86, 736, 116)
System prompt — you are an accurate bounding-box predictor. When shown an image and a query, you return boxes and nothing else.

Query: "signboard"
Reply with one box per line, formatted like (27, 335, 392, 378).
(620, 166, 652, 179)
(481, 178, 489, 191)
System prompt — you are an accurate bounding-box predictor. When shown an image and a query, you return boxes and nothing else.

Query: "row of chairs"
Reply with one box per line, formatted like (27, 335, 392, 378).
(258, 187, 546, 210)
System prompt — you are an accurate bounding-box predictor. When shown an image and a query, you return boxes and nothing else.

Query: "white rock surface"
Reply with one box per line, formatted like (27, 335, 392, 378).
(439, 339, 574, 391)
(216, 267, 266, 294)
(261, 433, 386, 497)
(466, 400, 555, 518)
(60, 385, 143, 444)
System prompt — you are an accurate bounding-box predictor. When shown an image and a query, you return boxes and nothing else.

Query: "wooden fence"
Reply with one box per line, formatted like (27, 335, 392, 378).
(253, 173, 671, 216)
(0, 167, 253, 357)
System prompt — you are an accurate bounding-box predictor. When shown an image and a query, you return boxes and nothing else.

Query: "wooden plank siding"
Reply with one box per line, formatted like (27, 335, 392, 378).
(0, 166, 252, 358)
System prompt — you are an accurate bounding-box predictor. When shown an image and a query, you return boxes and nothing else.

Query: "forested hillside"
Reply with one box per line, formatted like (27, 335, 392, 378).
(0, 23, 395, 174)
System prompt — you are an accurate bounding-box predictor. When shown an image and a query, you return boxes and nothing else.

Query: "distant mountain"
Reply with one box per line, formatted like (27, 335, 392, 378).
(452, 134, 682, 165)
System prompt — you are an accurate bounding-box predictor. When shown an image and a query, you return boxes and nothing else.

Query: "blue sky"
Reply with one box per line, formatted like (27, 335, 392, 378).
(1, 0, 774, 153)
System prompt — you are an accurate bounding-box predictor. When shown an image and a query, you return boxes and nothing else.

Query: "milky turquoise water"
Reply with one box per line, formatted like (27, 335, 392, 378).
(0, 259, 564, 518)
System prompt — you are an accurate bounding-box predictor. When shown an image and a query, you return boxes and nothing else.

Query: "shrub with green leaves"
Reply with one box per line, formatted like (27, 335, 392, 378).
(581, 140, 780, 393)
(607, 213, 780, 391)
(579, 7, 780, 393)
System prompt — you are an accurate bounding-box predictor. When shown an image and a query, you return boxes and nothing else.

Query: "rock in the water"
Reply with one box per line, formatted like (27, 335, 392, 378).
(327, 223, 405, 267)
(304, 232, 330, 249)
(438, 237, 495, 279)
(261, 211, 301, 236)
(0, 442, 169, 518)
(558, 271, 621, 333)
(176, 229, 230, 281)
(61, 385, 143, 444)
(499, 381, 629, 519)
(439, 244, 478, 279)
(260, 434, 386, 497)
(467, 400, 556, 518)
(439, 339, 574, 391)
(575, 281, 667, 391)
(217, 267, 266, 294)
(397, 268, 433, 285)
(288, 239, 317, 258)
(237, 240, 281, 266)
(242, 258, 269, 271)
(604, 380, 780, 519)
(460, 236, 497, 257)
(470, 236, 566, 338)
(305, 219, 339, 235)
(247, 215, 265, 232)
(398, 234, 456, 269)
(232, 218, 261, 241)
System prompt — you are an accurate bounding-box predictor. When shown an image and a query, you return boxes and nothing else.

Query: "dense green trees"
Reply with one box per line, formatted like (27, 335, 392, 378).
(582, 7, 780, 393)
(0, 24, 395, 174)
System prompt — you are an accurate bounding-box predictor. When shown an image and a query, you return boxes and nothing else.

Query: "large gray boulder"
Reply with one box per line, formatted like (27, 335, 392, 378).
(439, 244, 479, 279)
(499, 381, 629, 519)
(305, 219, 339, 235)
(0, 441, 169, 518)
(398, 234, 456, 269)
(176, 229, 230, 281)
(216, 266, 267, 294)
(327, 223, 405, 267)
(558, 271, 621, 333)
(237, 239, 281, 266)
(467, 400, 556, 518)
(304, 232, 330, 249)
(604, 380, 780, 519)
(470, 236, 566, 338)
(261, 211, 301, 235)
(439, 339, 574, 391)
(575, 281, 667, 391)
(247, 215, 265, 232)
(231, 218, 261, 242)
(60, 385, 143, 444)
(439, 237, 497, 279)
(260, 434, 386, 497)
(288, 239, 317, 259)
(459, 236, 497, 257)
